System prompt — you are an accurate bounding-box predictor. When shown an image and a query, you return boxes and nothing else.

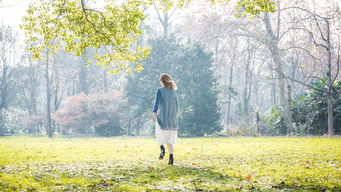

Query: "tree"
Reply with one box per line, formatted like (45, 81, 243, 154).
(44, 50, 53, 137)
(125, 37, 181, 135)
(178, 43, 222, 136)
(16, 55, 40, 117)
(275, 5, 341, 136)
(21, 0, 149, 74)
(0, 24, 18, 136)
(291, 79, 341, 135)
(125, 38, 221, 136)
(52, 91, 125, 136)
(20, 0, 276, 74)
(153, 0, 178, 37)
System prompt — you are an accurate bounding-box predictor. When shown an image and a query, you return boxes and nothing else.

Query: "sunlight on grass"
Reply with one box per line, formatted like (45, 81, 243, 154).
(0, 137, 340, 191)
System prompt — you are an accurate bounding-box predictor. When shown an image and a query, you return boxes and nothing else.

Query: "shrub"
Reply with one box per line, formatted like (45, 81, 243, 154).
(53, 91, 125, 136)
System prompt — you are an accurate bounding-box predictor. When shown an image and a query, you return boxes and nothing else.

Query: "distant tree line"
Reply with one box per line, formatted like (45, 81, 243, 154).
(0, 0, 340, 137)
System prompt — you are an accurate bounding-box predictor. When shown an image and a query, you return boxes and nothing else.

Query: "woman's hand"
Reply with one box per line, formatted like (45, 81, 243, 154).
(153, 113, 158, 118)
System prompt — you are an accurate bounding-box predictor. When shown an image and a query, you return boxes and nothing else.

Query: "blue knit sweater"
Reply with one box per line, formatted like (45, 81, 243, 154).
(152, 87, 179, 130)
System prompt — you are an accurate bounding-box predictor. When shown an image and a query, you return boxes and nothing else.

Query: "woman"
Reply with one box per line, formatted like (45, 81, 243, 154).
(152, 73, 179, 165)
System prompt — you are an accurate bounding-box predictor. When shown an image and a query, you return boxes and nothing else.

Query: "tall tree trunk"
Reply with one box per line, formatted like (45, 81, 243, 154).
(271, 72, 277, 106)
(79, 53, 88, 94)
(286, 85, 293, 135)
(0, 66, 8, 136)
(0, 112, 4, 136)
(29, 71, 38, 134)
(264, 11, 293, 135)
(127, 117, 131, 136)
(154, 2, 173, 38)
(264, 13, 286, 107)
(29, 81, 37, 115)
(243, 44, 251, 124)
(103, 70, 108, 92)
(256, 112, 260, 135)
(28, 60, 38, 116)
(45, 52, 52, 138)
(226, 52, 235, 127)
(273, 50, 286, 106)
(326, 20, 334, 136)
(0, 65, 9, 109)
(163, 12, 169, 37)
(53, 74, 63, 134)
(327, 89, 333, 136)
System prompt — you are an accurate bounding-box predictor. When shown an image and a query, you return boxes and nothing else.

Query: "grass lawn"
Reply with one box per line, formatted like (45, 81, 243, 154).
(0, 136, 340, 191)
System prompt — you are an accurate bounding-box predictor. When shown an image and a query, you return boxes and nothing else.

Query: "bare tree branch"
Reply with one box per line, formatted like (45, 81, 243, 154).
(280, 6, 333, 20)
(332, 45, 341, 84)
(267, 62, 326, 93)
(153, 2, 165, 26)
(281, 46, 318, 60)
(285, 27, 328, 50)
(313, 15, 327, 42)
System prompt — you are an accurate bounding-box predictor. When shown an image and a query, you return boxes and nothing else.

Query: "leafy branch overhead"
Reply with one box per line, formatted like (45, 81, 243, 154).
(20, 0, 276, 74)
(21, 0, 149, 74)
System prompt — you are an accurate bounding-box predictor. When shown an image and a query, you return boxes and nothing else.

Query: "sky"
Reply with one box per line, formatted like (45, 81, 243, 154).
(0, 0, 29, 29)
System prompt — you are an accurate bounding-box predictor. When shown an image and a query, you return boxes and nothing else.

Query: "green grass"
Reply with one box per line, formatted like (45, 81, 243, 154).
(0, 136, 340, 191)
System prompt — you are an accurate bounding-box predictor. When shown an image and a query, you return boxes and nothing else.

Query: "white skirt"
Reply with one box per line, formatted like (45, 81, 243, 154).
(155, 119, 177, 145)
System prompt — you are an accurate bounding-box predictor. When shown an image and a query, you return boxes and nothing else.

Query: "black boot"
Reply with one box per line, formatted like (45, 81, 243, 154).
(159, 145, 165, 160)
(168, 154, 174, 165)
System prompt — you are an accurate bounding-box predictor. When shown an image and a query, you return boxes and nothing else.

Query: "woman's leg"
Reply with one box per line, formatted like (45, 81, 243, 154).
(159, 145, 165, 159)
(167, 143, 174, 165)
(167, 143, 173, 154)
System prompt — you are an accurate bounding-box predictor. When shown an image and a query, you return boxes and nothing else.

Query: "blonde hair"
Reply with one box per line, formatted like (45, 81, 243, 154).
(159, 73, 177, 90)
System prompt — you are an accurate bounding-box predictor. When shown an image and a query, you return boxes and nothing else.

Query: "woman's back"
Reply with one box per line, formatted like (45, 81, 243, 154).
(153, 87, 178, 130)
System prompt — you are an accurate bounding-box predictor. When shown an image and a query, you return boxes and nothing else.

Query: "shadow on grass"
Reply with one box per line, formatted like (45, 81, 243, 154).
(86, 165, 242, 191)
(92, 166, 340, 191)
(2, 162, 339, 192)
(270, 183, 341, 192)
(147, 165, 236, 179)
(108, 165, 240, 183)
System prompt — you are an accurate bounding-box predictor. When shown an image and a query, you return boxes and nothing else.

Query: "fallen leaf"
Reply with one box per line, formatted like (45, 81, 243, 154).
(246, 173, 252, 182)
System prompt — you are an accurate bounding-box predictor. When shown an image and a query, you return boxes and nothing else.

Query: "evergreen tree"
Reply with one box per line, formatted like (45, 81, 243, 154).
(178, 43, 221, 136)
(125, 38, 181, 135)
(125, 38, 221, 136)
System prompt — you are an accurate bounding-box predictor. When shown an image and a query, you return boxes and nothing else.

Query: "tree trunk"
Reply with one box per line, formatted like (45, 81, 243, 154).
(327, 88, 333, 136)
(127, 117, 131, 136)
(28, 60, 38, 116)
(154, 2, 171, 38)
(29, 81, 37, 116)
(264, 13, 286, 107)
(45, 52, 52, 138)
(0, 66, 9, 136)
(271, 72, 277, 106)
(0, 65, 9, 110)
(243, 44, 252, 124)
(273, 51, 286, 106)
(163, 12, 169, 37)
(0, 112, 4, 136)
(226, 52, 235, 127)
(286, 85, 293, 135)
(256, 112, 260, 135)
(326, 21, 334, 136)
(79, 53, 88, 94)
(103, 70, 108, 92)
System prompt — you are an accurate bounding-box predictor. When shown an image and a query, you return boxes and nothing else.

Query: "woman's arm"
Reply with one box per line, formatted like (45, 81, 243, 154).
(152, 88, 161, 115)
(175, 93, 179, 114)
